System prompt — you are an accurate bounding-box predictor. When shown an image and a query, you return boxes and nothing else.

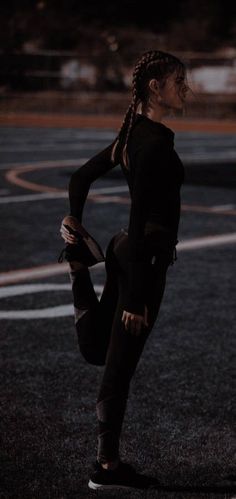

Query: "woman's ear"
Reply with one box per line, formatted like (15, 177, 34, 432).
(149, 78, 160, 95)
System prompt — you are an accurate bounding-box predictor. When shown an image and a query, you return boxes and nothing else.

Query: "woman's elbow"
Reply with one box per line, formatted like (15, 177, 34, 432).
(69, 169, 82, 194)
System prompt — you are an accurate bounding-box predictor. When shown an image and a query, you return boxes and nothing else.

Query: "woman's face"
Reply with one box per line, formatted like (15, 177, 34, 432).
(160, 70, 189, 110)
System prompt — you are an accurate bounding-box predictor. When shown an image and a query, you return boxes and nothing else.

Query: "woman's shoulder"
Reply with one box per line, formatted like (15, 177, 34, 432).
(131, 119, 173, 152)
(133, 114, 174, 139)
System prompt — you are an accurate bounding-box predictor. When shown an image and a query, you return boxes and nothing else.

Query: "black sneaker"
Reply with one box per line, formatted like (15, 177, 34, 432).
(58, 216, 105, 267)
(88, 459, 158, 491)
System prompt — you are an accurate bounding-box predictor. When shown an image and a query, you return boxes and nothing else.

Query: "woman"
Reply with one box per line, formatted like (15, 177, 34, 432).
(59, 49, 189, 490)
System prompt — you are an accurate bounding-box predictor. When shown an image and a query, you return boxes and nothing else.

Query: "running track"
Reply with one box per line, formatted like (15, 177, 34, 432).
(1, 115, 235, 498)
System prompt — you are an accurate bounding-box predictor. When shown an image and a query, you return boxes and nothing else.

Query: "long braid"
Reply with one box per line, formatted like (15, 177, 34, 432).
(111, 50, 185, 169)
(121, 92, 139, 167)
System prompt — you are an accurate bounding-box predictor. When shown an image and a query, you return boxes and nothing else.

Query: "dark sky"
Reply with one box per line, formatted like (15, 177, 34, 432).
(1, 0, 236, 51)
(2, 0, 235, 29)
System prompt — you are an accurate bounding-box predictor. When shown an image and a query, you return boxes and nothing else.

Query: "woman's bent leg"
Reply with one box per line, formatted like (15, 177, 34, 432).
(70, 233, 120, 366)
(70, 264, 101, 364)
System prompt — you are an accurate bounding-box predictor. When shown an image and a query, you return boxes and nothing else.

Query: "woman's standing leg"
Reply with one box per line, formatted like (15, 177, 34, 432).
(96, 231, 171, 465)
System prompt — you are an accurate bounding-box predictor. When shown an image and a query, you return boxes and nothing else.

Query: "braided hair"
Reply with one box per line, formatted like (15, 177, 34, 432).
(111, 50, 186, 169)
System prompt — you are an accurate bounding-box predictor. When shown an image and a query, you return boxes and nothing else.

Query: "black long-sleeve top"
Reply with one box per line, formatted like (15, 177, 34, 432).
(69, 114, 185, 316)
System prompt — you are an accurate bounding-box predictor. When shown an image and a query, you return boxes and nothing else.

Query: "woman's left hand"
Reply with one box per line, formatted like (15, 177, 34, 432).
(121, 305, 149, 336)
(60, 222, 78, 244)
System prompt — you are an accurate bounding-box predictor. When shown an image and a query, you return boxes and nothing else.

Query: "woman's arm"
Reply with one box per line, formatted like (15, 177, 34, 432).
(69, 140, 119, 222)
(123, 138, 170, 316)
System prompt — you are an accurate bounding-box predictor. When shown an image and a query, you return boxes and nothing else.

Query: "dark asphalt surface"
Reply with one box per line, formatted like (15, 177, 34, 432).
(0, 126, 236, 498)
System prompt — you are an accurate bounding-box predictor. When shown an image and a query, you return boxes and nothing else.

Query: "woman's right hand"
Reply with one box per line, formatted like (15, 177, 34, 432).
(60, 221, 78, 245)
(121, 305, 149, 335)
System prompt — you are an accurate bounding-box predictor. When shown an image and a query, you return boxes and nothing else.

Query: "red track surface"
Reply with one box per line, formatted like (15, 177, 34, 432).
(1, 112, 236, 132)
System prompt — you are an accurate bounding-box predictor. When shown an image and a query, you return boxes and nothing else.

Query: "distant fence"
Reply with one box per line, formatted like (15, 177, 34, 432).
(1, 50, 236, 117)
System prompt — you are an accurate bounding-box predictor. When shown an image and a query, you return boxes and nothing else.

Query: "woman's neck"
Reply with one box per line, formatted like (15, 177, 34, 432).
(141, 104, 165, 124)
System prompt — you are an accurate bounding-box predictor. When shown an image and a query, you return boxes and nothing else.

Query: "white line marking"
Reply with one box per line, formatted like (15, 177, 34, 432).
(0, 192, 68, 203)
(89, 186, 128, 194)
(0, 304, 74, 319)
(0, 283, 70, 298)
(210, 204, 235, 211)
(180, 153, 236, 164)
(0, 185, 129, 204)
(0, 262, 105, 285)
(0, 263, 69, 284)
(0, 232, 235, 286)
(0, 142, 112, 153)
(0, 283, 104, 319)
(0, 158, 88, 171)
(178, 232, 236, 249)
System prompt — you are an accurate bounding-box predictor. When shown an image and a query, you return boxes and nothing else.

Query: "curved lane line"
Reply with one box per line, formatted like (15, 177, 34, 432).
(0, 283, 104, 319)
(0, 261, 104, 286)
(4, 158, 236, 215)
(6, 163, 68, 193)
(0, 232, 235, 286)
(5, 159, 125, 194)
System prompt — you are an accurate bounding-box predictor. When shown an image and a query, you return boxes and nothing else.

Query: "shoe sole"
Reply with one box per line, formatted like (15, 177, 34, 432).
(88, 479, 138, 490)
(82, 234, 105, 262)
(63, 217, 105, 263)
(64, 226, 104, 263)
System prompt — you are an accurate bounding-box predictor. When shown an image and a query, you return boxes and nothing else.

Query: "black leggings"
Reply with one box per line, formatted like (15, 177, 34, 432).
(69, 229, 173, 464)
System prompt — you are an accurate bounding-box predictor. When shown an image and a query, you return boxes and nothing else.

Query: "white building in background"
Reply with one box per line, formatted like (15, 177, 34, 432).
(190, 62, 236, 93)
(60, 59, 97, 89)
